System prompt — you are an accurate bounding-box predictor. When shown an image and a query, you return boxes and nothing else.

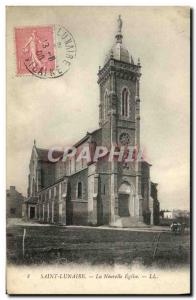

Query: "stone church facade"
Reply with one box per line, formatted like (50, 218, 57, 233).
(24, 16, 160, 227)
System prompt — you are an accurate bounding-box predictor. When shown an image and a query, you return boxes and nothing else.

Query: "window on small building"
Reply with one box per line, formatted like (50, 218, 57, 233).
(122, 88, 129, 117)
(77, 182, 82, 199)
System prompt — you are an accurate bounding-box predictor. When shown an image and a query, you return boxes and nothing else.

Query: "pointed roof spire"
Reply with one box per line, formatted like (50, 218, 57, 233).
(115, 15, 123, 44)
(34, 139, 36, 147)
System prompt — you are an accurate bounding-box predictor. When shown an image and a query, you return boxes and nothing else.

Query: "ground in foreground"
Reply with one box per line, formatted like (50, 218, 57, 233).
(7, 224, 190, 267)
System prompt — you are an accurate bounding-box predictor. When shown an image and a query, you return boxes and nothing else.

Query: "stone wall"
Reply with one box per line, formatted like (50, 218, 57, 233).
(151, 182, 160, 225)
(69, 168, 88, 225)
(141, 161, 151, 224)
(40, 161, 56, 188)
(99, 174, 110, 224)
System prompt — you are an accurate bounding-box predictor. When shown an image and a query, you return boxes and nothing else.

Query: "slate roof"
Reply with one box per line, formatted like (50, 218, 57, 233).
(36, 148, 64, 162)
(35, 127, 102, 163)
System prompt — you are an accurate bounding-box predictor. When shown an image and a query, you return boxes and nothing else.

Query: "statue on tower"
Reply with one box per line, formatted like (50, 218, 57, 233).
(115, 15, 123, 44)
(117, 15, 123, 33)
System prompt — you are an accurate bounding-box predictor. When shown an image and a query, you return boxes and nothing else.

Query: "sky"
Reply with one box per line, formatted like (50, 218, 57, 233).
(6, 6, 190, 210)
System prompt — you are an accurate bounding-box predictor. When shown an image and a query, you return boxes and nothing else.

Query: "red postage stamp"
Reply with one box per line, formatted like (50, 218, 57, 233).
(15, 26, 55, 76)
(15, 25, 76, 78)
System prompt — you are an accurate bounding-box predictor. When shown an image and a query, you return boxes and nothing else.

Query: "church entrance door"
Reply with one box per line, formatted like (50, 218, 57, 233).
(118, 194, 130, 217)
(29, 206, 35, 219)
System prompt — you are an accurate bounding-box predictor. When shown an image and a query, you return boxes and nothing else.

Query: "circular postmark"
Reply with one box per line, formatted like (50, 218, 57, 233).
(23, 25, 76, 79)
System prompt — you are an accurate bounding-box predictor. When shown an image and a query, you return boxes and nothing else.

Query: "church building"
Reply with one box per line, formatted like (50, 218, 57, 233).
(24, 16, 160, 227)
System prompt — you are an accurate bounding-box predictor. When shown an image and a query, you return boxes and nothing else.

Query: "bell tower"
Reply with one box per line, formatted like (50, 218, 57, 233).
(97, 16, 144, 226)
(98, 15, 141, 148)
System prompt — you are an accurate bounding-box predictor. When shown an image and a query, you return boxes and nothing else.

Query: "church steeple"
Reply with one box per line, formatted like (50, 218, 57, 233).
(97, 16, 143, 225)
(104, 15, 130, 64)
(98, 16, 141, 129)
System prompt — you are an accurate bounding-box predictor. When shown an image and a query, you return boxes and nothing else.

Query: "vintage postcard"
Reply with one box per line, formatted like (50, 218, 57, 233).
(6, 6, 191, 295)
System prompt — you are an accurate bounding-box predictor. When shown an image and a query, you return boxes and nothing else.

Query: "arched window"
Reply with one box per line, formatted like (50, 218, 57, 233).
(32, 178, 36, 195)
(104, 90, 109, 120)
(77, 182, 82, 199)
(103, 184, 106, 195)
(54, 186, 56, 197)
(121, 88, 129, 117)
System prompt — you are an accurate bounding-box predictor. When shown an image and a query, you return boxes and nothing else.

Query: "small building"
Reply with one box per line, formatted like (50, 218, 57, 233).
(6, 186, 24, 218)
(163, 211, 173, 219)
